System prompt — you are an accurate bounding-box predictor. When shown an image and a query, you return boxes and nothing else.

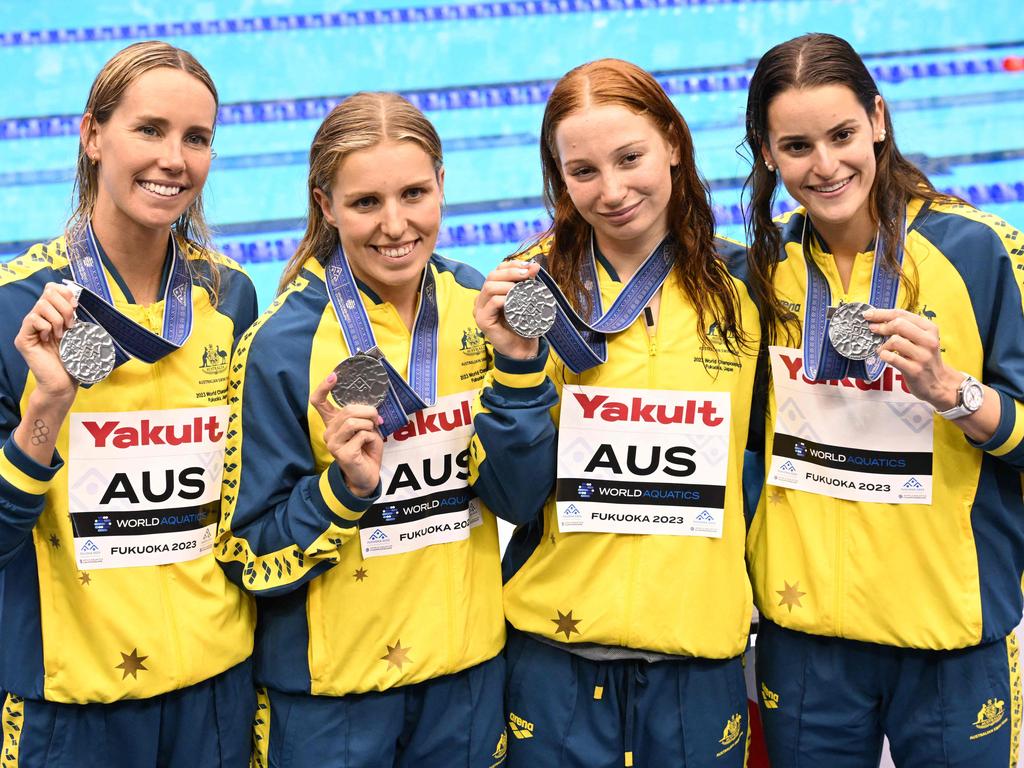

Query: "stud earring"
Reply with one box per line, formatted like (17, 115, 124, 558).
(765, 161, 776, 172)
(877, 130, 886, 142)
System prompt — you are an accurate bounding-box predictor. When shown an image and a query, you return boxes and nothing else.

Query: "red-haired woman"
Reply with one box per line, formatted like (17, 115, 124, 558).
(743, 32, 1024, 767)
(471, 59, 761, 768)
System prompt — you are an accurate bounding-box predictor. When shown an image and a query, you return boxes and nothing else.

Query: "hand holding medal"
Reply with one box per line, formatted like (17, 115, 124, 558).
(14, 281, 83, 399)
(310, 366, 385, 498)
(474, 259, 544, 360)
(861, 307, 963, 409)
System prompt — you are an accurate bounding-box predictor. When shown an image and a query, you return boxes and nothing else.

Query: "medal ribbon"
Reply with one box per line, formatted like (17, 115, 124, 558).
(801, 209, 905, 383)
(324, 246, 438, 437)
(532, 235, 675, 374)
(66, 222, 194, 372)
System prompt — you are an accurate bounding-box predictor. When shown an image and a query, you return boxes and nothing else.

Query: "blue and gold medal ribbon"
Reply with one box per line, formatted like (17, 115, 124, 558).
(533, 235, 675, 374)
(324, 245, 438, 437)
(801, 210, 905, 383)
(65, 222, 194, 379)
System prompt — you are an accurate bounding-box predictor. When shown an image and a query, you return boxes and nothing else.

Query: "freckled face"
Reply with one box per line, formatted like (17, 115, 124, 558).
(555, 104, 679, 258)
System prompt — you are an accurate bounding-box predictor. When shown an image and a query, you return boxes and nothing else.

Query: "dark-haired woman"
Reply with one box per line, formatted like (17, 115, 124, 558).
(743, 32, 1024, 767)
(0, 42, 257, 767)
(471, 58, 760, 768)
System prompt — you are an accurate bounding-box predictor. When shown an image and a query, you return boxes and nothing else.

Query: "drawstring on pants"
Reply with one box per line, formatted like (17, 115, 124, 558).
(592, 661, 648, 767)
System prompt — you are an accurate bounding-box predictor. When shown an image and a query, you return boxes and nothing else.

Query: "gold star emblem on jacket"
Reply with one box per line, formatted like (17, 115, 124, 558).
(381, 640, 412, 670)
(116, 648, 149, 679)
(551, 609, 582, 640)
(776, 581, 806, 612)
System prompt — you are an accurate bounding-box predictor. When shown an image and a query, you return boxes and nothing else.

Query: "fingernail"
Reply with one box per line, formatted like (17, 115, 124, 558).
(515, 268, 529, 276)
(377, 416, 384, 425)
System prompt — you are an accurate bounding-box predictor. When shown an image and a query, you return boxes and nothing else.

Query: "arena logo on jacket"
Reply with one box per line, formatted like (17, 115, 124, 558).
(67, 407, 228, 569)
(358, 392, 481, 558)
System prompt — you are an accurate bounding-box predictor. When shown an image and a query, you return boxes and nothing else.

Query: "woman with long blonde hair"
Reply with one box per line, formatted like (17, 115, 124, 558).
(217, 92, 507, 767)
(0, 41, 258, 767)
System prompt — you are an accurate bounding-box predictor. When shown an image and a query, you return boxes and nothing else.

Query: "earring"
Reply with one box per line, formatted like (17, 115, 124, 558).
(765, 161, 776, 172)
(877, 130, 886, 142)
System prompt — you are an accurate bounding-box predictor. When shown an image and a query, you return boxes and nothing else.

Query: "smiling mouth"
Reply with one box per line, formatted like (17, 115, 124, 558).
(372, 240, 418, 259)
(808, 176, 853, 194)
(138, 180, 185, 197)
(599, 201, 641, 219)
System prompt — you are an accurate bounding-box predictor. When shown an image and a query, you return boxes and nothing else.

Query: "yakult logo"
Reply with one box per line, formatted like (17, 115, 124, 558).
(572, 393, 723, 427)
(81, 415, 225, 449)
(389, 399, 472, 442)
(778, 353, 911, 393)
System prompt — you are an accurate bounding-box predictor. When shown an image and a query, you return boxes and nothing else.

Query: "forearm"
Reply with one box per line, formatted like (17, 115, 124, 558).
(10, 390, 73, 466)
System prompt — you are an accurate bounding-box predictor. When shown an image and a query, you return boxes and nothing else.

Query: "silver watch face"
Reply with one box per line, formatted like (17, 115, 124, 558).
(962, 379, 984, 411)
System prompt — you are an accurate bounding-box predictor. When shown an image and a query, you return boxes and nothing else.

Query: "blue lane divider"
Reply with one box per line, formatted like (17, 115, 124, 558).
(0, 0, 801, 49)
(2, 180, 1021, 260)
(3, 52, 1022, 142)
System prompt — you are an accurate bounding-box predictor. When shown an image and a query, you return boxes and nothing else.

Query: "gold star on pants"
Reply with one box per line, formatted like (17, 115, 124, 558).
(116, 648, 149, 679)
(776, 581, 807, 612)
(381, 640, 412, 670)
(551, 609, 582, 640)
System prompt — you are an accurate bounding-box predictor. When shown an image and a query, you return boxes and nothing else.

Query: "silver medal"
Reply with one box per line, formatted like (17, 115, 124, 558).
(828, 301, 885, 361)
(59, 321, 116, 384)
(331, 353, 390, 408)
(504, 278, 557, 339)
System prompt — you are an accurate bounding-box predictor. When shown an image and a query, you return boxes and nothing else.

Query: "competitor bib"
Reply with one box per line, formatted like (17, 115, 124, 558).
(67, 407, 228, 569)
(358, 392, 481, 558)
(555, 386, 730, 537)
(767, 347, 933, 504)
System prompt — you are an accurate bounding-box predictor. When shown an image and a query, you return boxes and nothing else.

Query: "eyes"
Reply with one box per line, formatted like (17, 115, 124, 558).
(351, 187, 432, 211)
(780, 128, 856, 155)
(136, 124, 212, 150)
(568, 151, 643, 179)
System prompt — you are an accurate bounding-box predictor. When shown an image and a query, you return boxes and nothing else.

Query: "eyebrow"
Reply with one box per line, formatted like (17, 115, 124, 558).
(341, 177, 436, 200)
(776, 119, 858, 143)
(561, 139, 648, 167)
(134, 114, 214, 134)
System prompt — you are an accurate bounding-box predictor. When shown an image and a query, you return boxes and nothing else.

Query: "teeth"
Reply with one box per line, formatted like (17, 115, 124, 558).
(139, 181, 182, 197)
(814, 178, 851, 193)
(377, 242, 415, 259)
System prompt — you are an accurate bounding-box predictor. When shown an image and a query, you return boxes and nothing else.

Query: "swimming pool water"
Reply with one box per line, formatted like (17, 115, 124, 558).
(1, 0, 1022, 308)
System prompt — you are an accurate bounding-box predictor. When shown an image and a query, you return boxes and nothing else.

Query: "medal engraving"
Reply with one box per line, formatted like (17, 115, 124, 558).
(59, 321, 116, 384)
(828, 302, 885, 361)
(331, 354, 390, 408)
(504, 278, 557, 338)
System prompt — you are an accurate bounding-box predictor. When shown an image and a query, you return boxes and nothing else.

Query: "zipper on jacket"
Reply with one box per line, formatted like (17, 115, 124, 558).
(149, 304, 186, 683)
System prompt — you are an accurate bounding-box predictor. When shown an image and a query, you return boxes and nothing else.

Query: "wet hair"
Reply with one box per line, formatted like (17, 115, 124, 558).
(72, 41, 221, 299)
(277, 92, 443, 293)
(742, 32, 955, 343)
(535, 58, 747, 354)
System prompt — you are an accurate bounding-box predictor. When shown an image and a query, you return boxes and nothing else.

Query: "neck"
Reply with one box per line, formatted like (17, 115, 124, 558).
(385, 287, 420, 331)
(811, 211, 877, 266)
(595, 227, 667, 282)
(358, 273, 422, 332)
(90, 206, 170, 306)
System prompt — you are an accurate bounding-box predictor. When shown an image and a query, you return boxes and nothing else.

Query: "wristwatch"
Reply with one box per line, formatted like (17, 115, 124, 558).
(936, 374, 984, 420)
